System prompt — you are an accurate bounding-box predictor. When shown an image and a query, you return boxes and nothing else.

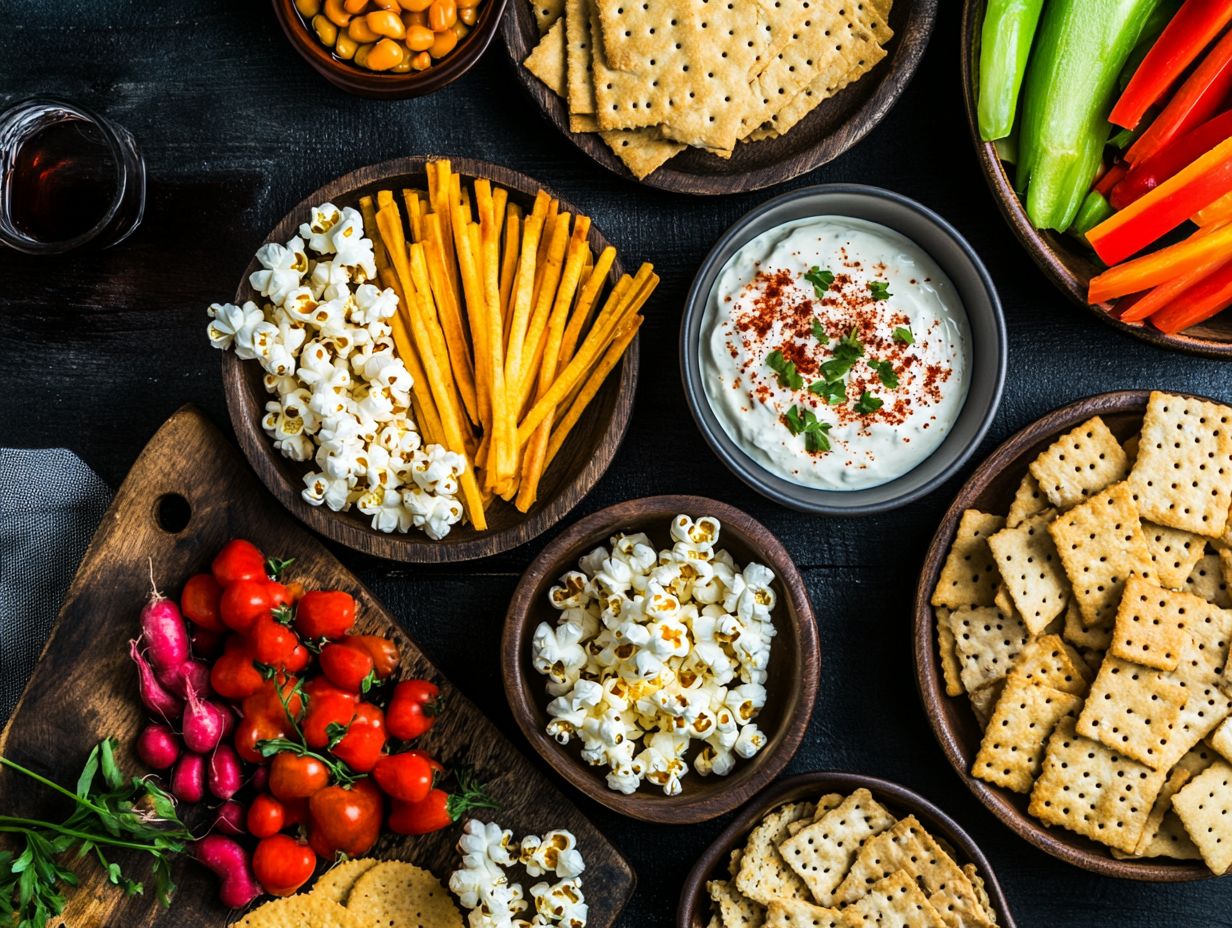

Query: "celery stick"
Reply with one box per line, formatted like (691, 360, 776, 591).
(977, 0, 1046, 141)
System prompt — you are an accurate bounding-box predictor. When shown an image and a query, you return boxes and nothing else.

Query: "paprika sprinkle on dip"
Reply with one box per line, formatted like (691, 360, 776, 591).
(700, 217, 971, 491)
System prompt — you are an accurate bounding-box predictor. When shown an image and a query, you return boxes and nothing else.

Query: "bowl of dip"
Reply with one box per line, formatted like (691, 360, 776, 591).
(681, 184, 1005, 514)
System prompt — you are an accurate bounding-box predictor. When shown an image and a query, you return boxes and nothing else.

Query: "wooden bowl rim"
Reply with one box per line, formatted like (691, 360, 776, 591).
(270, 0, 510, 99)
(499, 0, 939, 194)
(913, 388, 1220, 881)
(501, 494, 821, 824)
(222, 154, 639, 564)
(675, 771, 1019, 928)
(959, 0, 1232, 360)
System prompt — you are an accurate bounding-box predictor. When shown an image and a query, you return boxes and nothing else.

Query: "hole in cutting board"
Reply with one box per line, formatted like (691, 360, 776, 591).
(155, 493, 191, 534)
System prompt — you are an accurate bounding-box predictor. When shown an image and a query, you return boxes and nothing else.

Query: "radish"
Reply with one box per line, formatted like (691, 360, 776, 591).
(207, 744, 243, 801)
(140, 574, 190, 675)
(192, 834, 260, 909)
(182, 681, 229, 754)
(213, 799, 246, 836)
(135, 723, 182, 770)
(157, 659, 212, 700)
(130, 638, 184, 723)
(171, 752, 206, 804)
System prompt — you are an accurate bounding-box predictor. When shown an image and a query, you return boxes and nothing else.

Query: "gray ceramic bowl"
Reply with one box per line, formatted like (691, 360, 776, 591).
(680, 184, 1006, 515)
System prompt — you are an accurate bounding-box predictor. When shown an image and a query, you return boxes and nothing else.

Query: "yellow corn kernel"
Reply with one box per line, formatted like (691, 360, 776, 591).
(410, 49, 432, 70)
(405, 23, 434, 51)
(367, 9, 406, 37)
(458, 6, 476, 25)
(312, 13, 339, 44)
(453, 19, 469, 37)
(392, 53, 414, 72)
(354, 41, 374, 67)
(366, 36, 405, 70)
(348, 16, 380, 40)
(429, 26, 457, 58)
(428, 0, 456, 31)
(296, 0, 323, 17)
(335, 31, 359, 58)
(323, 0, 352, 26)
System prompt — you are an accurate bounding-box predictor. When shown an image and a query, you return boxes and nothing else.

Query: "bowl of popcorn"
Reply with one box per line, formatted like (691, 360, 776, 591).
(501, 495, 821, 824)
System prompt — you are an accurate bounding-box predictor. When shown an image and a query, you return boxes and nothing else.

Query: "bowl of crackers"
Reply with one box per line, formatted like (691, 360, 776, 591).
(678, 772, 1017, 928)
(915, 388, 1232, 879)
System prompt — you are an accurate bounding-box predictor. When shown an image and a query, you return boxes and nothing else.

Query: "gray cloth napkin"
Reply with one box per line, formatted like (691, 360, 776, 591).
(0, 449, 111, 722)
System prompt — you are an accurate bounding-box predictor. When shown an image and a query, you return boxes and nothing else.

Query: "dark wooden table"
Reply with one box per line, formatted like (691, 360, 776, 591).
(4, 2, 1232, 925)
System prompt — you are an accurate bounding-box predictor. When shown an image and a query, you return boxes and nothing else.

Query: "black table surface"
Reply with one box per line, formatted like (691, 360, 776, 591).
(4, 1, 1232, 925)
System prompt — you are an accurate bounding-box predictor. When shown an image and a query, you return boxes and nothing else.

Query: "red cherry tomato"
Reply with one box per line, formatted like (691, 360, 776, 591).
(301, 679, 359, 750)
(233, 714, 288, 765)
(212, 539, 267, 585)
(180, 573, 224, 632)
(307, 780, 383, 858)
(386, 680, 441, 741)
(269, 752, 330, 801)
(319, 642, 375, 693)
(283, 643, 311, 674)
(210, 638, 263, 702)
(347, 635, 401, 679)
(246, 793, 288, 838)
(265, 581, 293, 608)
(294, 590, 356, 640)
(372, 751, 435, 803)
(387, 789, 452, 836)
(251, 616, 299, 666)
(253, 834, 316, 897)
(329, 703, 386, 773)
(219, 579, 273, 634)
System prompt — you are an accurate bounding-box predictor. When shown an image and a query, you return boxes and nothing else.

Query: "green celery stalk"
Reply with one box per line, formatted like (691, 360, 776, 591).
(1016, 0, 1164, 230)
(977, 0, 1047, 141)
(1070, 189, 1115, 244)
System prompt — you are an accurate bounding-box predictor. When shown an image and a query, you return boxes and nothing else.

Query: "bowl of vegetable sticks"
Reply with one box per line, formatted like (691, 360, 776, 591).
(962, 0, 1232, 359)
(222, 156, 657, 562)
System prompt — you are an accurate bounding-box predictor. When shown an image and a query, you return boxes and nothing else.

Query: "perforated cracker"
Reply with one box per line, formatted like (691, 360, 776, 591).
(746, 43, 887, 142)
(345, 861, 462, 928)
(1133, 766, 1192, 856)
(1144, 523, 1207, 590)
(1109, 576, 1211, 672)
(949, 605, 1030, 694)
(1028, 416, 1129, 512)
(598, 127, 686, 178)
(972, 676, 1084, 793)
(310, 858, 379, 906)
(530, 0, 566, 32)
(1075, 655, 1188, 769)
(1211, 718, 1232, 762)
(709, 879, 765, 928)
(988, 512, 1069, 635)
(1128, 391, 1232, 538)
(936, 608, 964, 697)
(838, 870, 946, 928)
(565, 0, 596, 115)
(1049, 482, 1153, 628)
(1131, 809, 1204, 860)
(1012, 633, 1091, 695)
(1007, 473, 1049, 528)
(777, 788, 897, 906)
(932, 510, 1005, 609)
(969, 679, 1005, 729)
(1172, 759, 1232, 874)
(1028, 719, 1167, 853)
(763, 898, 845, 928)
(1185, 552, 1232, 608)
(1062, 599, 1112, 651)
(736, 801, 817, 905)
(233, 896, 365, 928)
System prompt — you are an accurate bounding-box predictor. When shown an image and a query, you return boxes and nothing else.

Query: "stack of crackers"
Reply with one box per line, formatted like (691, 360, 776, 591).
(707, 788, 999, 928)
(931, 390, 1232, 873)
(521, 0, 894, 179)
(231, 859, 462, 928)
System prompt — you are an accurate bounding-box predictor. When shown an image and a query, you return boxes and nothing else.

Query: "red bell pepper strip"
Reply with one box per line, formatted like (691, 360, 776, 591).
(1089, 220, 1232, 302)
(1127, 27, 1232, 166)
(1094, 162, 1129, 197)
(1110, 109, 1232, 208)
(1118, 251, 1232, 321)
(1195, 188, 1232, 224)
(1087, 135, 1232, 264)
(1111, 0, 1232, 130)
(1149, 258, 1232, 332)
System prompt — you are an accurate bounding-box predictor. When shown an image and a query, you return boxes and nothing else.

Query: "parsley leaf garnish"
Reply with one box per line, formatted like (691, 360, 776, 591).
(783, 405, 833, 453)
(869, 280, 892, 301)
(766, 350, 803, 390)
(819, 328, 864, 382)
(809, 378, 847, 405)
(869, 359, 899, 390)
(893, 326, 914, 344)
(804, 427, 832, 454)
(804, 267, 835, 298)
(811, 319, 830, 344)
(855, 391, 884, 414)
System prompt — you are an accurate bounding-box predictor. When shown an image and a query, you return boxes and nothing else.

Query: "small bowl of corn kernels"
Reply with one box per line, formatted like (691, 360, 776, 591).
(272, 0, 507, 98)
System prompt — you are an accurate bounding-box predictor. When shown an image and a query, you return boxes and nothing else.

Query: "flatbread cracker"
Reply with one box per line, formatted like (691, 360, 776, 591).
(1074, 655, 1188, 769)
(763, 898, 844, 928)
(1210, 717, 1232, 762)
(1185, 551, 1232, 608)
(1144, 523, 1207, 590)
(1062, 599, 1112, 651)
(709, 878, 767, 928)
(1130, 809, 1204, 860)
(345, 861, 462, 928)
(1028, 416, 1129, 512)
(1006, 473, 1050, 529)
(1011, 633, 1091, 695)
(232, 895, 365, 928)
(736, 802, 817, 906)
(969, 678, 1006, 729)
(1108, 576, 1211, 672)
(1172, 759, 1232, 874)
(565, 0, 596, 115)
(310, 858, 380, 906)
(530, 0, 565, 33)
(972, 675, 1084, 793)
(525, 17, 567, 96)
(838, 870, 946, 928)
(932, 511, 1005, 610)
(747, 48, 886, 142)
(949, 605, 1030, 695)
(987, 512, 1069, 635)
(935, 608, 964, 698)
(1133, 766, 1192, 855)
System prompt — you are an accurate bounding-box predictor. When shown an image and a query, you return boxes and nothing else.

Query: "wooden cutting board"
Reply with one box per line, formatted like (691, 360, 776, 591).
(0, 406, 635, 927)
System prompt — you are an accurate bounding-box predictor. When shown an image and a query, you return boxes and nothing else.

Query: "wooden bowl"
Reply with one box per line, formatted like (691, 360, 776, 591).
(960, 0, 1232, 359)
(501, 0, 938, 194)
(502, 495, 820, 824)
(913, 389, 1216, 880)
(271, 0, 508, 98)
(677, 771, 1019, 928)
(222, 155, 639, 563)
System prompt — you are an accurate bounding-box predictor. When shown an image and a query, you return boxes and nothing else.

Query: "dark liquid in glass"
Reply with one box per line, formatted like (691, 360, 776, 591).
(8, 117, 117, 244)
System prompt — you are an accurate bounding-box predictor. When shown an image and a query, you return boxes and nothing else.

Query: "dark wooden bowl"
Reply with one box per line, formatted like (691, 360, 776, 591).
(913, 389, 1218, 880)
(677, 771, 1018, 928)
(501, 0, 938, 194)
(271, 0, 508, 98)
(961, 0, 1232, 359)
(502, 495, 820, 824)
(222, 155, 639, 563)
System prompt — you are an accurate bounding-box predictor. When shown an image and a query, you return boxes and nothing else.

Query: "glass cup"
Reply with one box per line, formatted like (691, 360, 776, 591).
(0, 97, 146, 255)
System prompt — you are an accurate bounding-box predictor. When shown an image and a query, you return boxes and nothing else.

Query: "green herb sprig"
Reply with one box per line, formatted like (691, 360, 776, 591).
(766, 350, 803, 390)
(784, 405, 833, 453)
(804, 267, 835, 298)
(855, 391, 884, 414)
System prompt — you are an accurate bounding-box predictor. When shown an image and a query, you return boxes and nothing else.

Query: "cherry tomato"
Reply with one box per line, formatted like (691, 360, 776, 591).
(180, 573, 224, 632)
(302, 681, 359, 750)
(251, 616, 299, 666)
(265, 581, 293, 608)
(347, 635, 401, 679)
(386, 679, 441, 741)
(404, 749, 446, 776)
(190, 627, 225, 659)
(210, 638, 263, 702)
(372, 751, 434, 803)
(242, 675, 302, 723)
(269, 752, 330, 800)
(246, 793, 287, 838)
(234, 714, 288, 765)
(253, 834, 316, 897)
(319, 642, 375, 693)
(294, 590, 356, 640)
(219, 579, 273, 634)
(283, 643, 311, 674)
(330, 703, 385, 773)
(307, 780, 383, 858)
(212, 539, 267, 585)
(387, 771, 494, 836)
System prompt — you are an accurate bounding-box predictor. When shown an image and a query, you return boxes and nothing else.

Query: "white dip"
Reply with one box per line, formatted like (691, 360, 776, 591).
(700, 216, 970, 490)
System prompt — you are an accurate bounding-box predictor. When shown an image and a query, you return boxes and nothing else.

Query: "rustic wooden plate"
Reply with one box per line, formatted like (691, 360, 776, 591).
(676, 771, 1018, 928)
(960, 0, 1232, 359)
(502, 1, 938, 194)
(502, 495, 820, 824)
(0, 406, 635, 926)
(222, 155, 639, 563)
(913, 389, 1216, 880)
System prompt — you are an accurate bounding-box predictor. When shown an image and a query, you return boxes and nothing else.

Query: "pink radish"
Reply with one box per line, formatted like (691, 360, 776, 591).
(192, 834, 260, 908)
(135, 723, 182, 770)
(130, 638, 184, 723)
(171, 752, 206, 804)
(157, 659, 212, 700)
(207, 744, 243, 801)
(182, 681, 228, 754)
(213, 800, 246, 836)
(140, 574, 190, 675)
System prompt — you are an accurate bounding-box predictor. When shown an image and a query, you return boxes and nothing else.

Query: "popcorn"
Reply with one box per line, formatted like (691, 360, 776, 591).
(249, 236, 307, 306)
(206, 301, 263, 355)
